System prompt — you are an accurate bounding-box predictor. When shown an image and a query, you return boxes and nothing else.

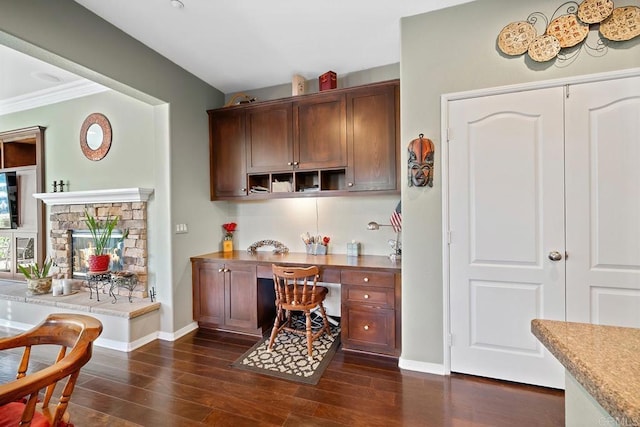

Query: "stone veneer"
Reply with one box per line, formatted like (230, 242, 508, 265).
(49, 202, 148, 296)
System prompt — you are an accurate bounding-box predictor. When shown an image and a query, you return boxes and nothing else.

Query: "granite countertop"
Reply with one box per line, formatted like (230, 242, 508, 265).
(531, 319, 640, 426)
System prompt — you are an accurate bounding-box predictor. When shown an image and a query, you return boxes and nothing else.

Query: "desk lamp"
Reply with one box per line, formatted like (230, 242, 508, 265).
(366, 222, 401, 262)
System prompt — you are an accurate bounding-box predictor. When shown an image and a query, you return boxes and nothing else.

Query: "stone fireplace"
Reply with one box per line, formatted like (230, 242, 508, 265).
(35, 188, 153, 297)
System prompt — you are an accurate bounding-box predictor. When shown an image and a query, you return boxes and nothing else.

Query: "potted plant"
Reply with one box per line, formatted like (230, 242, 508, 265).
(18, 258, 53, 295)
(84, 209, 119, 272)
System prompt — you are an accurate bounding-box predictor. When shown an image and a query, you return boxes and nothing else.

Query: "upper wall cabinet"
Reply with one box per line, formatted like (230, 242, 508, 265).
(208, 80, 399, 200)
(346, 83, 399, 191)
(293, 91, 346, 170)
(209, 109, 247, 198)
(245, 102, 293, 173)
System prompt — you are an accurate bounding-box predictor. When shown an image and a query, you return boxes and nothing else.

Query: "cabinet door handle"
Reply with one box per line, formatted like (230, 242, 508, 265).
(241, 188, 247, 193)
(363, 277, 369, 283)
(348, 182, 353, 187)
(287, 162, 293, 166)
(218, 268, 224, 273)
(364, 294, 370, 299)
(363, 325, 369, 331)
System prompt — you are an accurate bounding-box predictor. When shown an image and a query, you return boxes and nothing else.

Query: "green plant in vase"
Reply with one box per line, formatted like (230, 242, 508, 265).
(84, 209, 119, 272)
(18, 257, 53, 295)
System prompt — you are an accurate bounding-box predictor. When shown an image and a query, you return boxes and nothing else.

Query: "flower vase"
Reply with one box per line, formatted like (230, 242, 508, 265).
(223, 239, 233, 253)
(88, 254, 110, 272)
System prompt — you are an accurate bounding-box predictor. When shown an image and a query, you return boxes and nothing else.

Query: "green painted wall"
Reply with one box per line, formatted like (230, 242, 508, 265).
(0, 0, 225, 335)
(400, 0, 640, 367)
(0, 91, 155, 191)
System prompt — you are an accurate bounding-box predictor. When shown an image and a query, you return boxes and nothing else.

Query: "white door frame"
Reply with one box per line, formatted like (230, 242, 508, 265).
(440, 67, 640, 375)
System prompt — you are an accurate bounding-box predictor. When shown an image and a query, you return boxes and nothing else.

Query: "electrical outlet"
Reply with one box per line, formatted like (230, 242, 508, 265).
(175, 223, 188, 234)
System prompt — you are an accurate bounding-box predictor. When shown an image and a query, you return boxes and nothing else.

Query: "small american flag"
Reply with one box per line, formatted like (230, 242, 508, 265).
(390, 201, 402, 233)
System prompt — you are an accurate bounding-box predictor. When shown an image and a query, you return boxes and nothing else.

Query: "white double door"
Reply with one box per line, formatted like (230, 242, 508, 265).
(447, 75, 640, 389)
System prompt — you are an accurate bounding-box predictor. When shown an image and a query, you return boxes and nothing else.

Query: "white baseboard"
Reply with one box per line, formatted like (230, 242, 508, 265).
(157, 321, 198, 342)
(96, 331, 159, 352)
(398, 357, 446, 375)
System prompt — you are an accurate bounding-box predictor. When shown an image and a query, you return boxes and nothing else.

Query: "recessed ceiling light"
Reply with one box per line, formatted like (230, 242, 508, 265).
(31, 72, 62, 83)
(170, 0, 184, 9)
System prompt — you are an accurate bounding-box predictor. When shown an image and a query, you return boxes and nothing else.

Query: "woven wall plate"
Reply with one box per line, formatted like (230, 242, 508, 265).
(498, 21, 537, 55)
(600, 6, 640, 41)
(527, 34, 561, 62)
(577, 0, 614, 24)
(546, 14, 590, 48)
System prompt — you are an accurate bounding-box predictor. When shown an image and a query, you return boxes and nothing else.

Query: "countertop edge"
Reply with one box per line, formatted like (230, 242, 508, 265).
(190, 251, 401, 272)
(531, 319, 640, 426)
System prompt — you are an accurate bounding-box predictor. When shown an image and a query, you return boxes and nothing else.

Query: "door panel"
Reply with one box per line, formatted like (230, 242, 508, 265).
(468, 113, 540, 265)
(448, 87, 565, 388)
(565, 76, 640, 326)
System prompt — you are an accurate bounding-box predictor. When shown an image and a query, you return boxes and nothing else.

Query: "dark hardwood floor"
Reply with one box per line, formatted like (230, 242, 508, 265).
(0, 326, 564, 426)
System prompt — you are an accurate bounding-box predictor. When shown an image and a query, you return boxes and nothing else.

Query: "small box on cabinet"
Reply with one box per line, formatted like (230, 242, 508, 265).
(292, 74, 305, 96)
(319, 71, 337, 91)
(347, 241, 360, 257)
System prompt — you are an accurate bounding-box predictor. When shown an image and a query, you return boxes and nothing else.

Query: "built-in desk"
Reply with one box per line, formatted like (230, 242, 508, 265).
(191, 251, 401, 357)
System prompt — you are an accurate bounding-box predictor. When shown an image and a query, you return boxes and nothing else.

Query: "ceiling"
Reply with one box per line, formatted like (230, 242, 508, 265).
(1, 0, 472, 108)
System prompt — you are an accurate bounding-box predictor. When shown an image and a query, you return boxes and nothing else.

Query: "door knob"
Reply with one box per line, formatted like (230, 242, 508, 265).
(548, 251, 563, 261)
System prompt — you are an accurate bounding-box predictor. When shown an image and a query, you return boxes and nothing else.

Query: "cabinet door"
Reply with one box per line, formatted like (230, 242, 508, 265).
(293, 92, 347, 169)
(209, 109, 247, 199)
(224, 263, 258, 329)
(346, 83, 398, 191)
(192, 261, 225, 326)
(246, 103, 293, 172)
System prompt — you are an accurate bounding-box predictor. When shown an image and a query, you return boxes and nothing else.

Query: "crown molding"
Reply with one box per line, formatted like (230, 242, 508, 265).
(0, 80, 109, 116)
(33, 188, 154, 205)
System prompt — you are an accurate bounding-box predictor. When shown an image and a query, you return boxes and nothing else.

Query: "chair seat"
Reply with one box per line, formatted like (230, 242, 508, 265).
(0, 401, 72, 427)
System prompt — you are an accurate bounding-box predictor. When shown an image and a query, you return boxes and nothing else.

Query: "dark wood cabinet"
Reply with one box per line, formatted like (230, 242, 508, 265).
(245, 103, 293, 173)
(192, 261, 225, 326)
(209, 109, 247, 199)
(192, 259, 273, 336)
(293, 91, 347, 170)
(340, 270, 400, 356)
(346, 83, 399, 191)
(192, 252, 401, 357)
(208, 80, 399, 199)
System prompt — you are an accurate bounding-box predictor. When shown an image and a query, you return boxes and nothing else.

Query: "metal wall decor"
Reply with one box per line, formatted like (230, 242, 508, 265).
(247, 240, 289, 254)
(497, 1, 640, 66)
(408, 134, 434, 188)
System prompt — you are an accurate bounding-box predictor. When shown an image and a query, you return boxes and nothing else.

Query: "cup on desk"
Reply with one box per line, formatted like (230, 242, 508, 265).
(52, 283, 63, 296)
(62, 279, 73, 295)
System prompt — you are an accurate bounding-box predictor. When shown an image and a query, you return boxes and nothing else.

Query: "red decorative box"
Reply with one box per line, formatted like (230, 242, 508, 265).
(319, 71, 337, 91)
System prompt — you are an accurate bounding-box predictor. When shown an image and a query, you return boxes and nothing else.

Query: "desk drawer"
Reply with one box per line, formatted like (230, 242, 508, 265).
(342, 305, 395, 354)
(341, 270, 394, 287)
(343, 284, 394, 309)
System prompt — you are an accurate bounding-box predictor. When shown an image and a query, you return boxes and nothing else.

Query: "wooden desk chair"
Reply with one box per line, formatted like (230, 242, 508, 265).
(269, 265, 331, 361)
(0, 313, 103, 427)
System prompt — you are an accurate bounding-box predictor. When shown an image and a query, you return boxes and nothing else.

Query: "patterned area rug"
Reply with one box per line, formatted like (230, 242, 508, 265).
(231, 316, 340, 385)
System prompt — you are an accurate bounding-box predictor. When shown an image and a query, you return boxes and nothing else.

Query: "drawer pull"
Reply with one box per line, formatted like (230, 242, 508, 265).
(364, 294, 369, 299)
(363, 277, 369, 283)
(363, 325, 369, 331)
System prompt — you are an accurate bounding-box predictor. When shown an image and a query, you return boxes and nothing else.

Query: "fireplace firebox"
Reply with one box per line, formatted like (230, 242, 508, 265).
(71, 229, 125, 279)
